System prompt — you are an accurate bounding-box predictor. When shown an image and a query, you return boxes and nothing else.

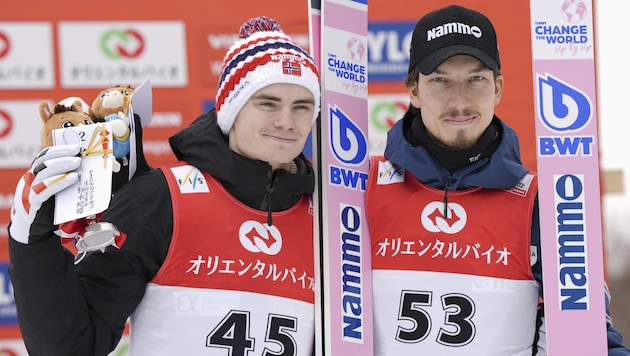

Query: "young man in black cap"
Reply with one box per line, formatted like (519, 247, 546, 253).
(366, 4, 629, 355)
(8, 16, 320, 355)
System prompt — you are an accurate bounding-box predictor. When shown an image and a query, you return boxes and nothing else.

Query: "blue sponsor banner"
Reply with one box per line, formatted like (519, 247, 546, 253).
(0, 262, 17, 326)
(367, 21, 415, 82)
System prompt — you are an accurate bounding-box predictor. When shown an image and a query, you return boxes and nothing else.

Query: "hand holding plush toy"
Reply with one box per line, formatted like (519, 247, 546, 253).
(36, 97, 127, 253)
(44, 85, 147, 254)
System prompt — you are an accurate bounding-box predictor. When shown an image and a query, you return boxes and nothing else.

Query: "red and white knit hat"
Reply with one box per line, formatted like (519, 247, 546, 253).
(216, 16, 321, 135)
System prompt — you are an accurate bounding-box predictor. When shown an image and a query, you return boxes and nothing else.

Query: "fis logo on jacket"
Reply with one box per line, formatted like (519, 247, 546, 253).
(329, 105, 368, 191)
(536, 73, 594, 157)
(170, 165, 209, 194)
(421, 201, 467, 234)
(376, 160, 404, 185)
(239, 220, 282, 255)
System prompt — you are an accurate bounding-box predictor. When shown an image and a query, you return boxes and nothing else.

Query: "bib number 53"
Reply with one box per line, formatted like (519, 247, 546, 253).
(397, 290, 476, 347)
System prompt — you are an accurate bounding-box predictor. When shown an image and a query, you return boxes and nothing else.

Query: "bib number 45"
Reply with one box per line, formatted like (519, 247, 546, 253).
(207, 310, 298, 356)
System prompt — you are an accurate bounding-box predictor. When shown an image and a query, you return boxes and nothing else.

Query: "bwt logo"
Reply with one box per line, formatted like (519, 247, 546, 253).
(329, 105, 368, 191)
(554, 174, 589, 310)
(100, 29, 145, 59)
(0, 31, 10, 59)
(537, 73, 594, 157)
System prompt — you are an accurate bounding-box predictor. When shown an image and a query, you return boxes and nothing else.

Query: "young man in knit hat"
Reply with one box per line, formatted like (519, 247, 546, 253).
(8, 16, 320, 355)
(366, 5, 630, 355)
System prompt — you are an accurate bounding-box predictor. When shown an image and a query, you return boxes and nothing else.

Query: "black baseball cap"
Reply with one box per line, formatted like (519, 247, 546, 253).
(408, 5, 501, 75)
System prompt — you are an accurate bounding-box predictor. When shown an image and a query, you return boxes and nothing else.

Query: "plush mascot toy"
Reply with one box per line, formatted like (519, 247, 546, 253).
(89, 85, 134, 173)
(39, 97, 93, 148)
(88, 84, 151, 194)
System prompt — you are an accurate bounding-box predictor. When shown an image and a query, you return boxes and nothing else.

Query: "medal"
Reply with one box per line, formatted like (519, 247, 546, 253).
(76, 220, 125, 253)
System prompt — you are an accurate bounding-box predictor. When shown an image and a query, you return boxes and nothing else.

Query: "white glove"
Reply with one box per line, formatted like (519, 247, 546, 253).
(9, 144, 82, 244)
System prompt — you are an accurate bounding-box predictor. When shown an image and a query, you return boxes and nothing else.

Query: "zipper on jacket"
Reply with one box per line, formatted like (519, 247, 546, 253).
(443, 174, 453, 217)
(265, 167, 279, 226)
